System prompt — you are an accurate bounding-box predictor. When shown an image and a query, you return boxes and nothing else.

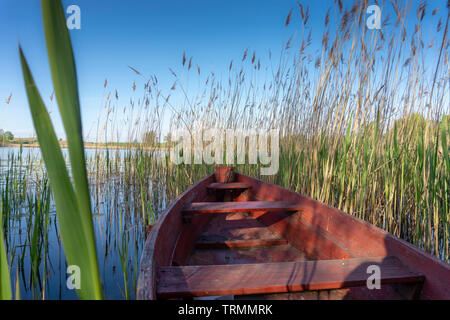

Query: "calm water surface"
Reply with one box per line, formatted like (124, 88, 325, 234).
(1, 147, 163, 299)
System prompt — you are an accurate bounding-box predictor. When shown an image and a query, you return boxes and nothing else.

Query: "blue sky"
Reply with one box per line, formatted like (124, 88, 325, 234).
(0, 0, 447, 140)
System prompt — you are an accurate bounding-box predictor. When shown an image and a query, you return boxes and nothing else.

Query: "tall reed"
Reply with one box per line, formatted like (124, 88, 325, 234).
(18, 0, 102, 299)
(0, 202, 12, 299)
(91, 0, 448, 261)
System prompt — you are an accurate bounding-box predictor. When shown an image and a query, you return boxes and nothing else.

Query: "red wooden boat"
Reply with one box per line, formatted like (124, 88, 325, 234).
(137, 167, 450, 300)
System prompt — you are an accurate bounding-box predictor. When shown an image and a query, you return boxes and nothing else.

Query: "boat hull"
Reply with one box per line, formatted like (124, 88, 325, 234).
(137, 168, 450, 300)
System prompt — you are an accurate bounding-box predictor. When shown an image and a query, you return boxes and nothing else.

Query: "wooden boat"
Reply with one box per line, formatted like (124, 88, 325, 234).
(137, 167, 450, 300)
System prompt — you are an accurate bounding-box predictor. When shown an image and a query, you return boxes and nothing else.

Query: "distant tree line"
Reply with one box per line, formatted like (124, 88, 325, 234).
(142, 130, 174, 147)
(0, 129, 14, 141)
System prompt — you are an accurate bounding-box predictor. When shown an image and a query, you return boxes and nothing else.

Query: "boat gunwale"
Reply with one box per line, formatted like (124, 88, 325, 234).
(136, 173, 214, 300)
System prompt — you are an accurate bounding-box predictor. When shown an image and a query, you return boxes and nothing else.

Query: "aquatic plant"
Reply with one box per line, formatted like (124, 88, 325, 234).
(18, 0, 102, 299)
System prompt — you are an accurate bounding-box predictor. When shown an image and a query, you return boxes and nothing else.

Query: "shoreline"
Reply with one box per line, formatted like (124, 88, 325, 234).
(0, 143, 170, 151)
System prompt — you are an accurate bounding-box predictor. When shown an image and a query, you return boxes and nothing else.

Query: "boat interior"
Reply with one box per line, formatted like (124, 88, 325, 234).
(138, 167, 449, 300)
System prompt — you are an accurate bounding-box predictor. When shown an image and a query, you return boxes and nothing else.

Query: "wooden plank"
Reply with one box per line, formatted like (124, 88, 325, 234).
(195, 238, 288, 249)
(215, 167, 235, 183)
(157, 256, 424, 298)
(207, 182, 251, 190)
(189, 244, 309, 266)
(257, 210, 355, 260)
(182, 201, 303, 214)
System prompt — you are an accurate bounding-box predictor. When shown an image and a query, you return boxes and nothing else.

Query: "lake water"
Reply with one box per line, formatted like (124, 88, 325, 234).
(0, 146, 162, 299)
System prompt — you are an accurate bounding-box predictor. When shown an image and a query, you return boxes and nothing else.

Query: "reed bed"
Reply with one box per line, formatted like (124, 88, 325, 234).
(93, 0, 449, 260)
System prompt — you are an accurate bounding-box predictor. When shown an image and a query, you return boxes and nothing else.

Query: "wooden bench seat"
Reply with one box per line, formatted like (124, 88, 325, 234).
(195, 238, 288, 249)
(182, 201, 303, 214)
(157, 256, 424, 298)
(207, 182, 251, 190)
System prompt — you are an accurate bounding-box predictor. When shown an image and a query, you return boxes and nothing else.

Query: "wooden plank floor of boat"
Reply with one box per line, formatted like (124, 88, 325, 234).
(158, 209, 425, 300)
(155, 171, 426, 300)
(157, 210, 424, 300)
(187, 212, 311, 266)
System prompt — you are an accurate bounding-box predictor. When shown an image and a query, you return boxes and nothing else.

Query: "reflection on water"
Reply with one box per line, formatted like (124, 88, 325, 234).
(0, 146, 167, 299)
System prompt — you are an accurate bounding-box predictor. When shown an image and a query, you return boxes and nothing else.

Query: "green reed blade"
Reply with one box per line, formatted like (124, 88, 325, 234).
(43, 0, 101, 298)
(440, 117, 449, 171)
(14, 267, 20, 300)
(0, 206, 12, 300)
(19, 46, 102, 299)
(40, 0, 99, 279)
